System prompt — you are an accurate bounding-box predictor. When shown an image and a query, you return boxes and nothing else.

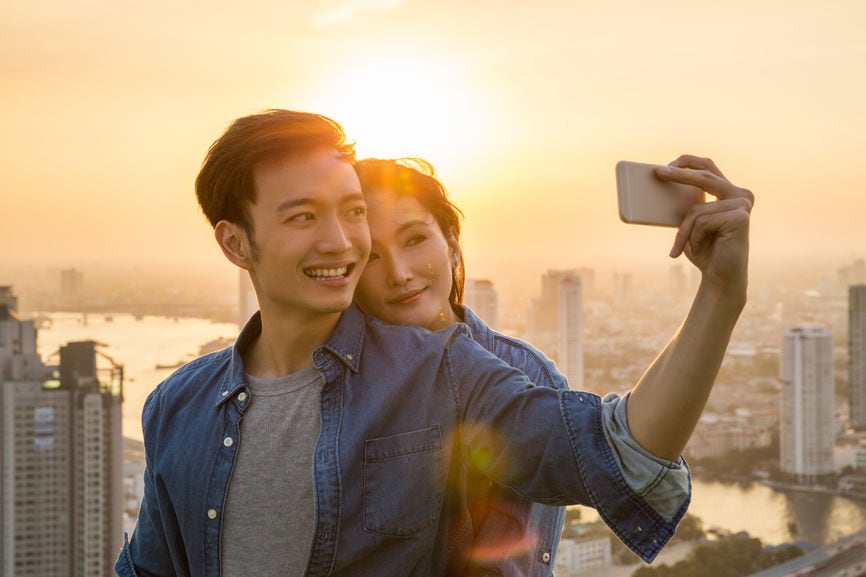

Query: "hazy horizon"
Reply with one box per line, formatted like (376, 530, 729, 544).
(3, 1, 866, 294)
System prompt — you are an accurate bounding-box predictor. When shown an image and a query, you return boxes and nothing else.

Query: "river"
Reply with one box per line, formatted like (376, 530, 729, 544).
(689, 479, 866, 546)
(31, 311, 866, 547)
(34, 311, 240, 444)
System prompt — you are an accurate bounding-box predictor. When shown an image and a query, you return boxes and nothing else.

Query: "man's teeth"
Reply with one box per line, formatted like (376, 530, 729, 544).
(306, 266, 348, 280)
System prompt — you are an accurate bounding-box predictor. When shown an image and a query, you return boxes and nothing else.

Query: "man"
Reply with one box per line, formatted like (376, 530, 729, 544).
(115, 109, 752, 576)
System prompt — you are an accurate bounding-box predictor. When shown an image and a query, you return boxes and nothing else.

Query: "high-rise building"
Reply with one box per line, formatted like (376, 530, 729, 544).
(530, 270, 583, 390)
(780, 327, 836, 482)
(839, 259, 866, 290)
(59, 268, 84, 308)
(0, 286, 19, 312)
(1, 302, 123, 577)
(850, 285, 866, 430)
(238, 270, 258, 327)
(464, 278, 498, 330)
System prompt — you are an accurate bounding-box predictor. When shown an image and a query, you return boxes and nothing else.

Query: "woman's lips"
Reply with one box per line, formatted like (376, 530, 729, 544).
(389, 287, 426, 305)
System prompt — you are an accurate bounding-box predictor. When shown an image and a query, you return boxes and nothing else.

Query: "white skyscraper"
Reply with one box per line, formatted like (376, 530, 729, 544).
(1, 300, 123, 577)
(850, 285, 866, 430)
(530, 270, 583, 390)
(780, 327, 836, 482)
(464, 278, 498, 330)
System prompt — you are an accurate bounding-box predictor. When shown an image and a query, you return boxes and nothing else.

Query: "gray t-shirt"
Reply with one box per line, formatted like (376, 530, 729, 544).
(221, 366, 323, 577)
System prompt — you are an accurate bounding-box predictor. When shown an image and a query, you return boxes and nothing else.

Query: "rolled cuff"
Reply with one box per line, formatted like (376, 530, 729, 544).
(560, 390, 690, 563)
(601, 391, 690, 522)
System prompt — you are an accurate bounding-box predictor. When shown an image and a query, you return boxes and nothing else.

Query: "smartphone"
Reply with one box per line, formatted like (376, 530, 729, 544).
(616, 160, 704, 227)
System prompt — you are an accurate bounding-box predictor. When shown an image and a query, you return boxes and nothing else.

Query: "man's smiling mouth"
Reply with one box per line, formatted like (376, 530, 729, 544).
(304, 264, 353, 281)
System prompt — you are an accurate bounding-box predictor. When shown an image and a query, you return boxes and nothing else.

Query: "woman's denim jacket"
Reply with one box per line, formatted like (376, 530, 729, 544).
(115, 304, 689, 577)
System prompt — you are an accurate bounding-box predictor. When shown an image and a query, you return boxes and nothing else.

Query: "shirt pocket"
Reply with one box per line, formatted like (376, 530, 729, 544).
(364, 426, 444, 537)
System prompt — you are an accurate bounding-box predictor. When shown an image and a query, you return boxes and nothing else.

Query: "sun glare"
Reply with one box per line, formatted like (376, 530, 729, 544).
(310, 54, 484, 175)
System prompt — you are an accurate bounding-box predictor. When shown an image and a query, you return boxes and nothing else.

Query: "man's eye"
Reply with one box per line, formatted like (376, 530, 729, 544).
(288, 213, 314, 222)
(368, 252, 381, 262)
(348, 206, 367, 217)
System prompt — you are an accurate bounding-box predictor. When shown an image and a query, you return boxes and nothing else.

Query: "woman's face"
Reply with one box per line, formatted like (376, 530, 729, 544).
(355, 189, 459, 331)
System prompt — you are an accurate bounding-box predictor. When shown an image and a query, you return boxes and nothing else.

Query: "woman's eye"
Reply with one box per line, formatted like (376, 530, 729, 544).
(348, 206, 367, 217)
(406, 235, 426, 247)
(368, 252, 381, 262)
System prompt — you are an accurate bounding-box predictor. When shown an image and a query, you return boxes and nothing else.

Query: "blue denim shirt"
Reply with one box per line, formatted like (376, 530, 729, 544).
(115, 305, 688, 577)
(452, 306, 568, 576)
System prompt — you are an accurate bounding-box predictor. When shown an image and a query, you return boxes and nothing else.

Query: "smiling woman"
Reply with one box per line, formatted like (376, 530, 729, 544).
(310, 53, 485, 173)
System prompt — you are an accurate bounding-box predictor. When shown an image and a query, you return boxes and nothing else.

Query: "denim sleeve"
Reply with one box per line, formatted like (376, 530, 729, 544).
(600, 392, 690, 521)
(445, 332, 688, 562)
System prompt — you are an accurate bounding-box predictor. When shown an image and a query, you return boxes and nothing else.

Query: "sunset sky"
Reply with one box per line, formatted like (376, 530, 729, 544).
(2, 0, 865, 296)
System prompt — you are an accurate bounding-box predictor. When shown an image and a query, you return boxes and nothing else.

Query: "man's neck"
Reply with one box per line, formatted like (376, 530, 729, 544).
(243, 309, 342, 378)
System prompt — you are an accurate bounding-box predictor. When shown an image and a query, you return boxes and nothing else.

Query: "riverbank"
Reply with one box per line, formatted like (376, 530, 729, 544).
(761, 479, 866, 502)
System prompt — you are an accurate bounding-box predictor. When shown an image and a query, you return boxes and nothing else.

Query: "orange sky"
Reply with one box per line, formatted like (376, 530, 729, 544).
(2, 1, 865, 296)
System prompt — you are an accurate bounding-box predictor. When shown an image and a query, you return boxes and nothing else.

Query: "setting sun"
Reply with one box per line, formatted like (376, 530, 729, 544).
(310, 51, 486, 174)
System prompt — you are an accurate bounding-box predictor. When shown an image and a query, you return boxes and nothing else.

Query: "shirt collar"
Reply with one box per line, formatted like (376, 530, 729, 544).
(216, 311, 262, 407)
(216, 306, 366, 406)
(317, 303, 364, 373)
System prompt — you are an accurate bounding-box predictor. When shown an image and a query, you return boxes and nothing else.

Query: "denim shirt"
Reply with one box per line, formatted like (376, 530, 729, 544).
(451, 306, 568, 576)
(115, 305, 688, 577)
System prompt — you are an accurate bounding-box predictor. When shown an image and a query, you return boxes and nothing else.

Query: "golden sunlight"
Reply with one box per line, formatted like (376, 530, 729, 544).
(310, 53, 486, 174)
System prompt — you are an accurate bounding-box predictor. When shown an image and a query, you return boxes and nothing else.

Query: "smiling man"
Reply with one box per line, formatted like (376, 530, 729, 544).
(115, 109, 753, 577)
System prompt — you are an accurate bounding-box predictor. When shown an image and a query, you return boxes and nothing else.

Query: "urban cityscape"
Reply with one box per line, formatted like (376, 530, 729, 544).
(2, 256, 866, 576)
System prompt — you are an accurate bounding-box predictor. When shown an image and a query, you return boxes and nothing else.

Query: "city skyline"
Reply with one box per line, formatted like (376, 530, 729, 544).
(5, 257, 866, 571)
(0, 309, 124, 575)
(2, 1, 866, 291)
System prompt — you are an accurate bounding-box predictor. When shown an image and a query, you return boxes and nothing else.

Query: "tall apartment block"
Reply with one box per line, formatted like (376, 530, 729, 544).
(464, 278, 498, 330)
(850, 285, 866, 430)
(780, 327, 836, 482)
(530, 270, 583, 390)
(1, 293, 123, 577)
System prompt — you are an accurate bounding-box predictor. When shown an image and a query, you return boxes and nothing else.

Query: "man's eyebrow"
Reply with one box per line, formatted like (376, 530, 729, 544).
(275, 197, 313, 214)
(343, 192, 366, 204)
(275, 192, 365, 214)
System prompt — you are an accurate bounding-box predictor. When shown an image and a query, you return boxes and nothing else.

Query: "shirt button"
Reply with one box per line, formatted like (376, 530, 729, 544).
(221, 391, 228, 397)
(346, 354, 353, 361)
(238, 392, 248, 402)
(541, 552, 551, 564)
(207, 509, 218, 519)
(223, 437, 234, 447)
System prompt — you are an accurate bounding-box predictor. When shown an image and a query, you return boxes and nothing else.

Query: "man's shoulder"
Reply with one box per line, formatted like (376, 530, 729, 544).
(460, 306, 567, 391)
(150, 348, 233, 402)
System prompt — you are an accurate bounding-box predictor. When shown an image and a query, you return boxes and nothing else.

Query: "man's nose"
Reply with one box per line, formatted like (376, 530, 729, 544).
(317, 216, 352, 253)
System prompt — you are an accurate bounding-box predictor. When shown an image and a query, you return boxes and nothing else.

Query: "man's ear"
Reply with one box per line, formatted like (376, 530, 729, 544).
(215, 220, 253, 271)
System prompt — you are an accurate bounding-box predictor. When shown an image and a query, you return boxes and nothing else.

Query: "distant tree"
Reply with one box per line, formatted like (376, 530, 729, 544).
(674, 513, 704, 541)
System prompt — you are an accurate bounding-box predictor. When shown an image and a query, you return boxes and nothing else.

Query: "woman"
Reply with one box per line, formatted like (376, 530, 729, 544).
(353, 158, 691, 576)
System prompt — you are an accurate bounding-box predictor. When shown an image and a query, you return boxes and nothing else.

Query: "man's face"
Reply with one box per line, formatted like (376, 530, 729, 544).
(244, 147, 370, 323)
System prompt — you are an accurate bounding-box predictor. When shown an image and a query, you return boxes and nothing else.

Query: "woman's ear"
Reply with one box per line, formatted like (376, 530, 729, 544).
(215, 220, 254, 271)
